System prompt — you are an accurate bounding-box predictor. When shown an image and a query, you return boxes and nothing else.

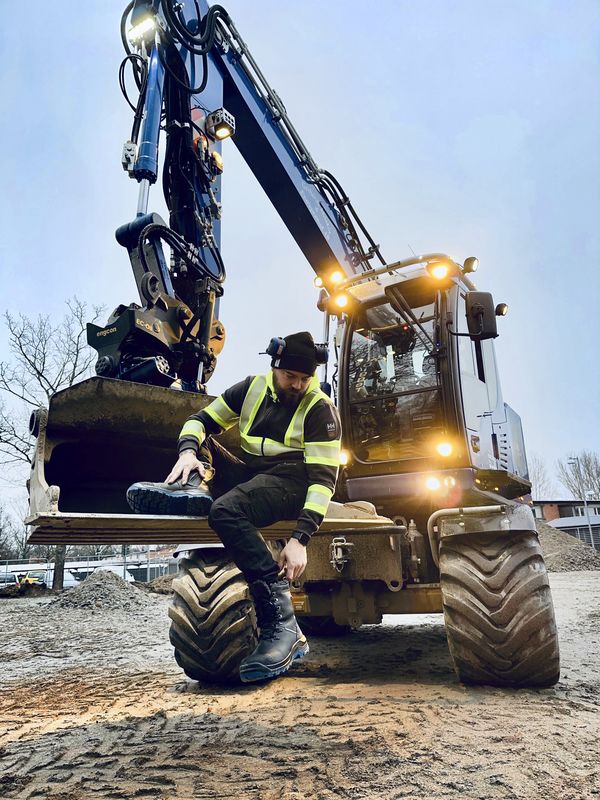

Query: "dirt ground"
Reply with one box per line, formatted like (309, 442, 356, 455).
(1, 571, 599, 800)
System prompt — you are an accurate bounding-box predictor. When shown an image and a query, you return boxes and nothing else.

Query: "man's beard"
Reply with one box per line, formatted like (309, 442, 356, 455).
(272, 373, 304, 409)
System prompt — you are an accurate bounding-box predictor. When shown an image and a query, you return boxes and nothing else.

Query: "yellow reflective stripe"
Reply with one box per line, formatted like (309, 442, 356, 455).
(262, 438, 299, 457)
(240, 434, 263, 455)
(305, 455, 340, 466)
(284, 378, 326, 448)
(307, 483, 333, 498)
(241, 434, 299, 457)
(304, 483, 333, 514)
(241, 375, 267, 436)
(203, 395, 239, 430)
(305, 501, 329, 514)
(305, 440, 341, 462)
(179, 419, 206, 445)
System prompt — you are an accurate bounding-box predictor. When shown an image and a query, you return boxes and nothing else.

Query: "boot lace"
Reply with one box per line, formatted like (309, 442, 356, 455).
(258, 596, 283, 641)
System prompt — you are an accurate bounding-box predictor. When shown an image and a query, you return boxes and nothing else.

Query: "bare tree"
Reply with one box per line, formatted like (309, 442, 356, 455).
(0, 502, 16, 560)
(557, 451, 600, 501)
(7, 514, 31, 561)
(0, 298, 103, 466)
(0, 298, 103, 588)
(68, 543, 118, 560)
(528, 453, 556, 500)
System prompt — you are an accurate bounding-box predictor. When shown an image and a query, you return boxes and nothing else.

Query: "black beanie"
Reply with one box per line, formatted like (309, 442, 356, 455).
(271, 331, 317, 375)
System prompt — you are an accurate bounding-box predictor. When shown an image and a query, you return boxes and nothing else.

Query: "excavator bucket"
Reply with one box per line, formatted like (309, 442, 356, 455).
(26, 377, 395, 546)
(26, 377, 226, 545)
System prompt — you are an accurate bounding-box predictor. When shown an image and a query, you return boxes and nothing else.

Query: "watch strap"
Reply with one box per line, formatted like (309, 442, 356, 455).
(291, 530, 311, 546)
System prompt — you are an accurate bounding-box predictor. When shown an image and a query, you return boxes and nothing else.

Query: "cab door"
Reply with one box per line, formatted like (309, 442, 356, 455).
(455, 290, 503, 470)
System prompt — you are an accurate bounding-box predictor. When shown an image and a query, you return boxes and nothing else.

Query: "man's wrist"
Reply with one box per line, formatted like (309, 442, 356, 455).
(178, 444, 199, 457)
(291, 530, 311, 546)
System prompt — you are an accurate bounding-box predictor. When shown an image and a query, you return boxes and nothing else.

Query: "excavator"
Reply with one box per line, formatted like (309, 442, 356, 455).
(26, 0, 560, 687)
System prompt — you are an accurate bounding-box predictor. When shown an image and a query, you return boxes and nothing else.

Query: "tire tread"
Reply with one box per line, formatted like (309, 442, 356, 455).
(440, 531, 560, 687)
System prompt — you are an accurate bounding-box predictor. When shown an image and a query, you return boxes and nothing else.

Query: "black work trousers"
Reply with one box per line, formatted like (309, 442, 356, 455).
(200, 438, 308, 584)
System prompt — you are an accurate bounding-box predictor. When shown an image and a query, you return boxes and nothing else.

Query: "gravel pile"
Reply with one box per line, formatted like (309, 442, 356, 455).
(52, 569, 156, 611)
(536, 520, 600, 572)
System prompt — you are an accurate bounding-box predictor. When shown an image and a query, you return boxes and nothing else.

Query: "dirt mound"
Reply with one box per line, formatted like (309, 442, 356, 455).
(536, 519, 600, 571)
(133, 573, 175, 595)
(52, 569, 155, 611)
(0, 582, 52, 600)
(146, 572, 175, 594)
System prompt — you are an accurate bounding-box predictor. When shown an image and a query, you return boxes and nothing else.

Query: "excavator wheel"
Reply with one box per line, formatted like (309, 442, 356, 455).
(439, 531, 560, 687)
(298, 616, 353, 637)
(168, 551, 257, 684)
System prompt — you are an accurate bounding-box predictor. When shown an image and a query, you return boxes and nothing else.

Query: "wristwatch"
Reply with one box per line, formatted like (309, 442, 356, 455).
(291, 530, 311, 546)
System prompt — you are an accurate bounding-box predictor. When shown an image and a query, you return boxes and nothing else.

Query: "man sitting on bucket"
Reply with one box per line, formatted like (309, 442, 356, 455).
(127, 331, 341, 683)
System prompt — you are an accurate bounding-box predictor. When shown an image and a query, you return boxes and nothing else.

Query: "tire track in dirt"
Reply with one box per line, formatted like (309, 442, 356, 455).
(1, 575, 599, 799)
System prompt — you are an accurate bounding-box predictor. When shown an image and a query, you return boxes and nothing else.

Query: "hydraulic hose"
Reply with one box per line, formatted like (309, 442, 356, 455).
(137, 223, 225, 283)
(160, 1, 230, 55)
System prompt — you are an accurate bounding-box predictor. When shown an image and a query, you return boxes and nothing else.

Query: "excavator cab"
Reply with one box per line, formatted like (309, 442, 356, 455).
(335, 254, 531, 540)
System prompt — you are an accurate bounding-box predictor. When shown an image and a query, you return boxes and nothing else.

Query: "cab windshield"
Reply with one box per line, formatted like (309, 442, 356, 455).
(347, 300, 443, 461)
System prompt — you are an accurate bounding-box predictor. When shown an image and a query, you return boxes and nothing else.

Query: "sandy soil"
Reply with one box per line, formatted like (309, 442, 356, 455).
(1, 572, 599, 800)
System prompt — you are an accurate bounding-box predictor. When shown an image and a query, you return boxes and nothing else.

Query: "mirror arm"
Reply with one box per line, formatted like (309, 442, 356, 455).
(445, 320, 483, 339)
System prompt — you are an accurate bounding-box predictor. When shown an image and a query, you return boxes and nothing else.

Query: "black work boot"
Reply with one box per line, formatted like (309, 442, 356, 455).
(126, 467, 213, 516)
(239, 579, 309, 683)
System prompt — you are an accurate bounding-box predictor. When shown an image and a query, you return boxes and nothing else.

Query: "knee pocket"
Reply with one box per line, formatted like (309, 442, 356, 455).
(208, 495, 243, 526)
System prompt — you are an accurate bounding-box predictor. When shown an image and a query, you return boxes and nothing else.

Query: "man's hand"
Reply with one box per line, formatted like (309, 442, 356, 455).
(278, 538, 307, 582)
(165, 451, 206, 485)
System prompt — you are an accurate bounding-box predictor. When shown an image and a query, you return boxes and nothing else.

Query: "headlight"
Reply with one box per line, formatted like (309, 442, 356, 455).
(339, 449, 351, 466)
(128, 17, 156, 42)
(333, 293, 349, 309)
(206, 108, 236, 141)
(425, 476, 441, 491)
(430, 264, 449, 279)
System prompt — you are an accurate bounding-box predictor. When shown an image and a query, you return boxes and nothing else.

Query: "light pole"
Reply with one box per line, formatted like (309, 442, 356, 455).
(568, 457, 594, 545)
(585, 491, 598, 549)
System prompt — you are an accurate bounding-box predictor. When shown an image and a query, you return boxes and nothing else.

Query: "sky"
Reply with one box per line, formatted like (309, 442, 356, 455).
(0, 0, 599, 493)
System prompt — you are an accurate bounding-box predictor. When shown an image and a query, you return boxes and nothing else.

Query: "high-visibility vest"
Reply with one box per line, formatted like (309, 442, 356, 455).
(181, 373, 340, 517)
(239, 373, 333, 459)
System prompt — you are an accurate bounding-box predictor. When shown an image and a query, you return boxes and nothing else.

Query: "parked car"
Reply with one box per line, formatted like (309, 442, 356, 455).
(22, 569, 79, 589)
(0, 572, 19, 586)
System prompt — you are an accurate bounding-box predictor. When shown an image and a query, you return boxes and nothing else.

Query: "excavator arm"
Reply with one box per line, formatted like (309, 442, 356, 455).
(88, 0, 384, 390)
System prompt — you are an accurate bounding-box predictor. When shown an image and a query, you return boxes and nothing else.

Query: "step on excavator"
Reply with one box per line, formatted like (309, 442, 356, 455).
(26, 0, 559, 687)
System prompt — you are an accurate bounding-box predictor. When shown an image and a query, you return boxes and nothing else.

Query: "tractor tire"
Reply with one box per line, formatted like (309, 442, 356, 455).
(298, 616, 353, 637)
(168, 551, 257, 685)
(439, 531, 560, 687)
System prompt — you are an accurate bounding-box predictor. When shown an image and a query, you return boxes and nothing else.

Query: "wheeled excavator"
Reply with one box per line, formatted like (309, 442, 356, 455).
(26, 0, 560, 687)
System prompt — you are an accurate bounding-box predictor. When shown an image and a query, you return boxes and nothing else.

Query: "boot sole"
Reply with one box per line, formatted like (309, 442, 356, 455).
(127, 486, 213, 517)
(239, 639, 310, 684)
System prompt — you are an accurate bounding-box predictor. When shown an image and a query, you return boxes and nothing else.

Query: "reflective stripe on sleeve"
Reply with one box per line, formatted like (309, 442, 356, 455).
(203, 396, 239, 431)
(179, 419, 206, 445)
(303, 483, 333, 515)
(304, 439, 341, 466)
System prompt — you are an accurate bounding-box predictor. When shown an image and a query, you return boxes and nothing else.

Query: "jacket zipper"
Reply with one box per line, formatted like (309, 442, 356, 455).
(260, 395, 276, 456)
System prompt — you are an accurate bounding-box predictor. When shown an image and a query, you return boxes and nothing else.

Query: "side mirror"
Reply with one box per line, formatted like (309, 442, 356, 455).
(465, 292, 498, 340)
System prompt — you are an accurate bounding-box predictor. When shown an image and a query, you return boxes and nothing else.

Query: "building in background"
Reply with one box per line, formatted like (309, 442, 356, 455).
(532, 500, 600, 550)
